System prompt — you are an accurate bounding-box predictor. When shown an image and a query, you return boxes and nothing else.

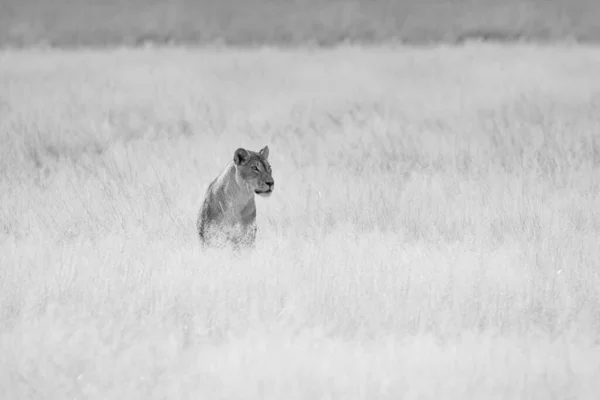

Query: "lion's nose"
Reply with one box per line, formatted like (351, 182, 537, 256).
(266, 179, 274, 188)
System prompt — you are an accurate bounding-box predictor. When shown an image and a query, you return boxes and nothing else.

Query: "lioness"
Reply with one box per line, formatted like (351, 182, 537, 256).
(196, 146, 274, 250)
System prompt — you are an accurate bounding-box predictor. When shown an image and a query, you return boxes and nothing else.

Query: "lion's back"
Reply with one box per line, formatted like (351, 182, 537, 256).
(196, 180, 218, 241)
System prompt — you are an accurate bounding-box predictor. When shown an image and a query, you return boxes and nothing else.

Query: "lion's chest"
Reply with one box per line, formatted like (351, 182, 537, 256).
(216, 201, 256, 244)
(201, 193, 257, 248)
(218, 199, 256, 227)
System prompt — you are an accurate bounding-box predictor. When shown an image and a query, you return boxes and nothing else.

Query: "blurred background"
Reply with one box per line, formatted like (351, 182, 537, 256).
(1, 0, 599, 48)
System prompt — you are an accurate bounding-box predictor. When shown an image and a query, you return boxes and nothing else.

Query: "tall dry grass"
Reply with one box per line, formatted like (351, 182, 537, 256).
(1, 44, 599, 398)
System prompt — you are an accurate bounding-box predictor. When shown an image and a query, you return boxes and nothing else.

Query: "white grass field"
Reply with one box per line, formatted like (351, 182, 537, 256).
(1, 44, 600, 398)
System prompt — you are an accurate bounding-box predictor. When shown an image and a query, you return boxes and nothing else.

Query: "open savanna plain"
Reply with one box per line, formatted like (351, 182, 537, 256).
(1, 44, 600, 398)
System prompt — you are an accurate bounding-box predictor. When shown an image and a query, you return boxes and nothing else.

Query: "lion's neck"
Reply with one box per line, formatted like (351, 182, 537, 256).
(215, 162, 256, 223)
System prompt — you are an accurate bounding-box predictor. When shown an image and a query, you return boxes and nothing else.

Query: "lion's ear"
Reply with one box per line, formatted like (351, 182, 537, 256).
(258, 145, 269, 160)
(234, 148, 250, 165)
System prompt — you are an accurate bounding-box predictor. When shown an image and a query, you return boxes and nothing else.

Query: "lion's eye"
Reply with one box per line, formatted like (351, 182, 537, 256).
(252, 166, 260, 172)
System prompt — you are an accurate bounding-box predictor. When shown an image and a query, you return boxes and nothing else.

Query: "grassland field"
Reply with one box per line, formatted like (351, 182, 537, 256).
(1, 43, 600, 398)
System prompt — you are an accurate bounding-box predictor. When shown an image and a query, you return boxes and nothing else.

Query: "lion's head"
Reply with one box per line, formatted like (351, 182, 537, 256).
(233, 146, 274, 197)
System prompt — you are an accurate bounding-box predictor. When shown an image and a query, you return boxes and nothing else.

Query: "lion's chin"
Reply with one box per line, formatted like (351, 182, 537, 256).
(255, 190, 272, 198)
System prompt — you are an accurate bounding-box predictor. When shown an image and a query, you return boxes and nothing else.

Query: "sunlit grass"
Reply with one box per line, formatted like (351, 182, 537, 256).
(1, 44, 600, 398)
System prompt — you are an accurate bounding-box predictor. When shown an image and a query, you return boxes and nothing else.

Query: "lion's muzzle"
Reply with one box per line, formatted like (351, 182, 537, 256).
(255, 179, 274, 196)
